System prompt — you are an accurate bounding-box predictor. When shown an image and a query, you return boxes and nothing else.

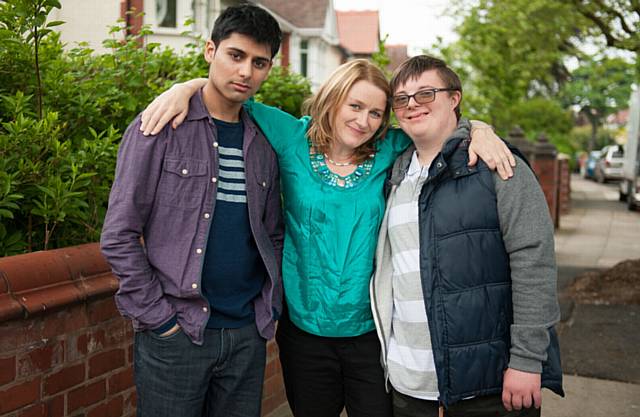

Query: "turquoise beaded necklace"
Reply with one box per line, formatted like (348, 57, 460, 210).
(309, 150, 374, 188)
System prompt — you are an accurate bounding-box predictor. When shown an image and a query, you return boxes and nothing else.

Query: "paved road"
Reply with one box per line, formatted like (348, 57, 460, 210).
(544, 175, 640, 417)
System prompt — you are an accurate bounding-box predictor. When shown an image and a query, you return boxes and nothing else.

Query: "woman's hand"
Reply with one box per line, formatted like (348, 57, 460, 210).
(468, 120, 516, 180)
(140, 78, 207, 136)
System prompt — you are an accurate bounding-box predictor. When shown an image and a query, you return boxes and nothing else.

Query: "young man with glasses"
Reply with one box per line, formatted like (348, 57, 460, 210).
(370, 55, 564, 416)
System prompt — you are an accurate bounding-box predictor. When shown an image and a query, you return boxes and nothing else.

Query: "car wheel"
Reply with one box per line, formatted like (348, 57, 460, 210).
(628, 181, 637, 211)
(619, 191, 627, 202)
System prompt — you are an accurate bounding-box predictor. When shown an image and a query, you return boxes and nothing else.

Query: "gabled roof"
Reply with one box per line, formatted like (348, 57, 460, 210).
(259, 0, 329, 29)
(336, 10, 379, 55)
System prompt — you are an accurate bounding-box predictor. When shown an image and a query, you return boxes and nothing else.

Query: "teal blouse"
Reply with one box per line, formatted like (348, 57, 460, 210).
(246, 101, 410, 337)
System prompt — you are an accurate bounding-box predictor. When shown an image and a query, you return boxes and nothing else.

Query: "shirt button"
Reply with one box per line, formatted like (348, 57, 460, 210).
(202, 307, 208, 312)
(436, 162, 443, 168)
(181, 168, 188, 175)
(196, 248, 203, 254)
(213, 142, 219, 148)
(191, 283, 198, 289)
(211, 177, 217, 183)
(204, 213, 210, 219)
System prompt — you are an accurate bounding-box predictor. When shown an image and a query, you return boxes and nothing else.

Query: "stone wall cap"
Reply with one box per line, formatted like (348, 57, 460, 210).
(0, 243, 117, 323)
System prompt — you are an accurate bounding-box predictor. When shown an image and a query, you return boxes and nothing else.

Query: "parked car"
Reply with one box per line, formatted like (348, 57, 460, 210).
(582, 150, 602, 179)
(594, 145, 624, 183)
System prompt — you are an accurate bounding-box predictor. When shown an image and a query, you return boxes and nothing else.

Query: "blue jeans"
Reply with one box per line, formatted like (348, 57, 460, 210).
(134, 324, 266, 417)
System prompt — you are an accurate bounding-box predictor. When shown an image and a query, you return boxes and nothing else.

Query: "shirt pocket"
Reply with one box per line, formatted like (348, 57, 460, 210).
(156, 158, 208, 208)
(250, 173, 271, 211)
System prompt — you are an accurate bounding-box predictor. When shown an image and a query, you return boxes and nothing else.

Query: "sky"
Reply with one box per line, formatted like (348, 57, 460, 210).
(333, 0, 459, 55)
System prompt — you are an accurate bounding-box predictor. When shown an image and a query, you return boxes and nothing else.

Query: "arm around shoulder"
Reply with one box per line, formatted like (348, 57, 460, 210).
(244, 100, 309, 155)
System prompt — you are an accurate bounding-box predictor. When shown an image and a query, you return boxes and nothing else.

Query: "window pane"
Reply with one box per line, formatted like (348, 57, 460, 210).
(301, 52, 307, 77)
(300, 39, 308, 76)
(157, 0, 177, 28)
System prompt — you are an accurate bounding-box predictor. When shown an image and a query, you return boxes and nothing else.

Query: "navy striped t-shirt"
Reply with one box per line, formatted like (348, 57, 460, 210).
(201, 118, 267, 328)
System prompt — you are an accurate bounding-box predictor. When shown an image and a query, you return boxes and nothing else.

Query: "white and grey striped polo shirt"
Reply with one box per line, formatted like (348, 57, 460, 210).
(387, 151, 439, 400)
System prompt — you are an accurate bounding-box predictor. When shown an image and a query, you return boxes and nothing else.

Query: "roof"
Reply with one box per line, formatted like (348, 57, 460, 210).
(259, 0, 329, 28)
(336, 10, 379, 55)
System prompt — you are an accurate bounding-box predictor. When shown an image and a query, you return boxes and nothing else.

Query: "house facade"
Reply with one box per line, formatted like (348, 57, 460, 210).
(52, 0, 353, 90)
(52, 0, 243, 53)
(258, 0, 346, 90)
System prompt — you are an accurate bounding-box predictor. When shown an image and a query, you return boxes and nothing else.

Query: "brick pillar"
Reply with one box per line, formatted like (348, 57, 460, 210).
(532, 133, 559, 228)
(558, 156, 571, 215)
(280, 32, 290, 68)
(120, 0, 144, 41)
(507, 125, 534, 163)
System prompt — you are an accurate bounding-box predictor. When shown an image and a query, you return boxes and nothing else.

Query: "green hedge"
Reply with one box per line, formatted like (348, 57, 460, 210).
(0, 0, 311, 255)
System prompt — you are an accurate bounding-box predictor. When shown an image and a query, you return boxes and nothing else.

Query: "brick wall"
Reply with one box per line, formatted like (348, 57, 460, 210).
(0, 244, 289, 417)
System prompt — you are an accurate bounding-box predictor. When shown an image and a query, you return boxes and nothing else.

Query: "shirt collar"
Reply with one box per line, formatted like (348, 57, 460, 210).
(185, 88, 256, 136)
(186, 88, 210, 121)
(407, 151, 430, 178)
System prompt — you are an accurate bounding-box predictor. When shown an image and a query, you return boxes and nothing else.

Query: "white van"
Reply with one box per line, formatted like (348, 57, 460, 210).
(619, 90, 640, 210)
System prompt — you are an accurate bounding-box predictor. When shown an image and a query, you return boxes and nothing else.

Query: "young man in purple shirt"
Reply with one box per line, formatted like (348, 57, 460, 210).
(100, 5, 284, 417)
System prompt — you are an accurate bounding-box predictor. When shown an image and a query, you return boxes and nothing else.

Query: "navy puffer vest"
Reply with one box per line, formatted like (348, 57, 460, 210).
(417, 136, 564, 406)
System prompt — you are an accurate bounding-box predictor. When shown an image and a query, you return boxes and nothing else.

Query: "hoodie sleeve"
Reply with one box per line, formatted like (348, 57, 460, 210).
(493, 155, 560, 373)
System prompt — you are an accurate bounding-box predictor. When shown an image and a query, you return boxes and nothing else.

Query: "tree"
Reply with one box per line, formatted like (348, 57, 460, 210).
(448, 0, 586, 131)
(0, 0, 64, 119)
(569, 0, 640, 54)
(510, 98, 574, 148)
(562, 56, 634, 150)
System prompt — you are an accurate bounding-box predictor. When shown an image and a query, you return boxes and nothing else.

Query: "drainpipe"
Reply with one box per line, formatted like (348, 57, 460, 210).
(121, 0, 144, 40)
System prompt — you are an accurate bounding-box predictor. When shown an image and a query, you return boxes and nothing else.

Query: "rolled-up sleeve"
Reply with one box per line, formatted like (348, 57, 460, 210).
(100, 116, 176, 331)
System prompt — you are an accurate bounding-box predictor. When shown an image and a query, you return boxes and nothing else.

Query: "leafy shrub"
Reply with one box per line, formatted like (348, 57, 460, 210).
(255, 66, 311, 118)
(0, 0, 311, 255)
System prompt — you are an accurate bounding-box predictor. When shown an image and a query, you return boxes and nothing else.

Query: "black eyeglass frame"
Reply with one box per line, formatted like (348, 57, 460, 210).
(391, 88, 460, 109)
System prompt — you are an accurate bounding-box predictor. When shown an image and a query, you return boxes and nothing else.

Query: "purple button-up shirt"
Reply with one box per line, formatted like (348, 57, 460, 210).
(100, 91, 284, 345)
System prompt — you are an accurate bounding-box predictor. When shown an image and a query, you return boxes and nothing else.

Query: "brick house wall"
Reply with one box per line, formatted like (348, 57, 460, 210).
(0, 244, 288, 417)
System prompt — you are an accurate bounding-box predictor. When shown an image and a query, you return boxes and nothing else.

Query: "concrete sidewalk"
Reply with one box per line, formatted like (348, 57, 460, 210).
(543, 375, 640, 417)
(554, 176, 640, 273)
(546, 175, 640, 417)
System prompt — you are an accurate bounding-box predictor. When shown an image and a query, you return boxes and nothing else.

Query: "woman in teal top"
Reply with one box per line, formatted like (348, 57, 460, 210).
(243, 98, 409, 337)
(140, 59, 511, 417)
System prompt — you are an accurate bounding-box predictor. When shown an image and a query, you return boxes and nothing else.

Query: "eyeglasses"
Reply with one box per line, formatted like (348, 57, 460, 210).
(391, 88, 459, 109)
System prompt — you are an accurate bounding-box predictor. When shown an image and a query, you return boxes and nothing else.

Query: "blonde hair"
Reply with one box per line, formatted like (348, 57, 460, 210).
(303, 59, 391, 164)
